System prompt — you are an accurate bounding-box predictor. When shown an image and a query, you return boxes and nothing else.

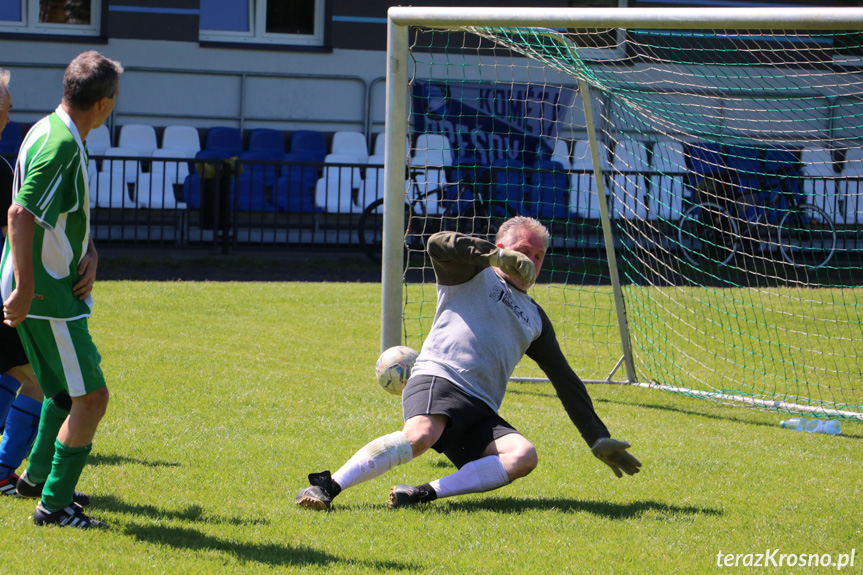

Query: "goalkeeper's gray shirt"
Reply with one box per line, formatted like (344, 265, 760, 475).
(410, 231, 610, 447)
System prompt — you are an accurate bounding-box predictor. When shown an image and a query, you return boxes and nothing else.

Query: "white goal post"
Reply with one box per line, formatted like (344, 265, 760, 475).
(379, 7, 863, 419)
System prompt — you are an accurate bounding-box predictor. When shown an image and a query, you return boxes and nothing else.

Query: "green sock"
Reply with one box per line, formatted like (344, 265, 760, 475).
(25, 398, 69, 484)
(41, 440, 92, 512)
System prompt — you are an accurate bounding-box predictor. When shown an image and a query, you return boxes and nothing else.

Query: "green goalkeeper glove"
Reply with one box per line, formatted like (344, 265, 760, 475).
(591, 438, 642, 478)
(489, 248, 536, 287)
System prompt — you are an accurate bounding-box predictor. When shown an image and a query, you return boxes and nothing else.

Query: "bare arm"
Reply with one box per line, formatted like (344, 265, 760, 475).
(73, 236, 98, 300)
(2, 203, 36, 327)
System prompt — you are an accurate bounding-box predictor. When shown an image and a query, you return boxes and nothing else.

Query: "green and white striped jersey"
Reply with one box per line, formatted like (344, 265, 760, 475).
(0, 107, 92, 320)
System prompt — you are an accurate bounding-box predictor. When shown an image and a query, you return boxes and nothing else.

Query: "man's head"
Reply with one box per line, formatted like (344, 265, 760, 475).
(62, 51, 123, 129)
(0, 68, 11, 139)
(495, 216, 549, 291)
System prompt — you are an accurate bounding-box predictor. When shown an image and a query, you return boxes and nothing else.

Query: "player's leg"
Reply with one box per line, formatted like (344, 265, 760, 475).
(389, 387, 527, 508)
(0, 365, 43, 495)
(295, 427, 422, 510)
(295, 375, 446, 511)
(17, 318, 107, 528)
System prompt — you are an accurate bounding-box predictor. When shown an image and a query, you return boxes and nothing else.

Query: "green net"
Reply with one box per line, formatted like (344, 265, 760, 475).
(398, 25, 863, 419)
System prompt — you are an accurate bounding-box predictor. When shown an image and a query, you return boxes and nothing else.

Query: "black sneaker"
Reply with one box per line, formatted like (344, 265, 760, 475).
(16, 470, 91, 506)
(387, 484, 436, 508)
(0, 474, 19, 497)
(294, 470, 341, 511)
(33, 501, 106, 529)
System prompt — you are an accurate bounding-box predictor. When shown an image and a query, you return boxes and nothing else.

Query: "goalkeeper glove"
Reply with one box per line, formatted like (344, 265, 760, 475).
(591, 438, 642, 478)
(489, 248, 536, 287)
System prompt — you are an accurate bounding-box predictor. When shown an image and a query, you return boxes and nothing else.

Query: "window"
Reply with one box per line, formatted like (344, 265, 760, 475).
(0, 0, 100, 36)
(200, 0, 325, 46)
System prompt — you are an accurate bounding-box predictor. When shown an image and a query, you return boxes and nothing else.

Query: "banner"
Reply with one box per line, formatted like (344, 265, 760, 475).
(412, 80, 576, 168)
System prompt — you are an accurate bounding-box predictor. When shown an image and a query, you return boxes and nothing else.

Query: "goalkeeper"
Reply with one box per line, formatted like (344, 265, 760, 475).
(296, 216, 641, 511)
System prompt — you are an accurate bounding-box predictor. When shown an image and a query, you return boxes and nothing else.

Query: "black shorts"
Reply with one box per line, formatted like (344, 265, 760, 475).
(402, 374, 518, 469)
(0, 321, 29, 373)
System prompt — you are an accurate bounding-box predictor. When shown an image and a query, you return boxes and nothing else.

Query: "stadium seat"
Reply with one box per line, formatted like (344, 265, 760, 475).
(314, 154, 363, 213)
(838, 146, 863, 224)
(85, 125, 112, 182)
(569, 140, 608, 219)
(236, 150, 274, 211)
(488, 158, 527, 217)
(247, 128, 286, 188)
(610, 139, 649, 219)
(410, 134, 452, 214)
(90, 147, 139, 208)
(100, 147, 141, 184)
(136, 149, 189, 209)
(204, 126, 243, 158)
(801, 147, 841, 221)
(726, 145, 764, 194)
(288, 130, 327, 163)
(274, 160, 322, 213)
(118, 124, 159, 157)
(372, 133, 411, 158)
(330, 131, 369, 164)
(528, 159, 570, 219)
(687, 141, 725, 183)
(161, 125, 201, 157)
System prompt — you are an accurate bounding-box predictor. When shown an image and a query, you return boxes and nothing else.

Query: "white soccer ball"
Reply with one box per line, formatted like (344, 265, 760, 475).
(375, 346, 418, 395)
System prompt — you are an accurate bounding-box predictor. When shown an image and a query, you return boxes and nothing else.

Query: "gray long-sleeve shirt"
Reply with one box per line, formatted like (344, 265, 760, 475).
(410, 231, 610, 447)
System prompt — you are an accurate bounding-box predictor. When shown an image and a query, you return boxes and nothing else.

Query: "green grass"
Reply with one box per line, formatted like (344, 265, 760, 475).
(0, 281, 860, 573)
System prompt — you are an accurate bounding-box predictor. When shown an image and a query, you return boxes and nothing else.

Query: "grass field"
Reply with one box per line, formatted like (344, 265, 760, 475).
(0, 281, 860, 574)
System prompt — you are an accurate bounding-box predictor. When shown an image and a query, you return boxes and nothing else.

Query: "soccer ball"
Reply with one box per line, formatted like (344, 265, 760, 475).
(375, 346, 418, 395)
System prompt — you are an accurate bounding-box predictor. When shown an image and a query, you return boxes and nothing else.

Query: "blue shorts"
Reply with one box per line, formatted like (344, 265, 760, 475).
(402, 374, 518, 469)
(16, 317, 106, 398)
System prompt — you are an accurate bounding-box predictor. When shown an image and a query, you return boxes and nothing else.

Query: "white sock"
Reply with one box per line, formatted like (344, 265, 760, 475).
(429, 455, 509, 499)
(332, 431, 413, 491)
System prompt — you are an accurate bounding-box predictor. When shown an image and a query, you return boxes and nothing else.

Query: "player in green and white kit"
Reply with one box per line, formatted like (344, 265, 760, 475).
(1, 51, 122, 528)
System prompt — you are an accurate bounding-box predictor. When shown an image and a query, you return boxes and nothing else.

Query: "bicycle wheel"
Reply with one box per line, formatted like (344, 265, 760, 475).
(777, 203, 836, 269)
(678, 202, 739, 268)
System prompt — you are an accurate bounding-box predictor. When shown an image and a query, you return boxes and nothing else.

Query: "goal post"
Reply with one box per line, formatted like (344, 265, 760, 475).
(381, 7, 863, 419)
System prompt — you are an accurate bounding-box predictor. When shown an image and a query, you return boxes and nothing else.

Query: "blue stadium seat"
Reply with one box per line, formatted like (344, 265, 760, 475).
(248, 128, 286, 187)
(726, 145, 763, 194)
(275, 158, 322, 213)
(288, 130, 327, 163)
(204, 126, 243, 158)
(236, 151, 273, 212)
(488, 158, 527, 216)
(528, 159, 570, 219)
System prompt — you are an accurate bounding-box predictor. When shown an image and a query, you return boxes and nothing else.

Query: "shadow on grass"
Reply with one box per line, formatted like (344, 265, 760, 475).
(123, 523, 418, 571)
(88, 453, 181, 467)
(94, 494, 267, 526)
(440, 496, 722, 519)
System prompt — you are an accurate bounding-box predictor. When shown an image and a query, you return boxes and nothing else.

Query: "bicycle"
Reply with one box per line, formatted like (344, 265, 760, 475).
(357, 163, 519, 263)
(678, 167, 837, 270)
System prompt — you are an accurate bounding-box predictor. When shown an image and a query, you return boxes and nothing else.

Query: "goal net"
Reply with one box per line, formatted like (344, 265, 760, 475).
(381, 8, 863, 419)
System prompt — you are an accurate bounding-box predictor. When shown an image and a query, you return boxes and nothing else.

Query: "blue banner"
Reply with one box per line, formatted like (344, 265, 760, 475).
(412, 80, 576, 167)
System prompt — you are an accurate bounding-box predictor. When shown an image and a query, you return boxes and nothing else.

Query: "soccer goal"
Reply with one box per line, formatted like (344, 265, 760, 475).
(378, 7, 863, 420)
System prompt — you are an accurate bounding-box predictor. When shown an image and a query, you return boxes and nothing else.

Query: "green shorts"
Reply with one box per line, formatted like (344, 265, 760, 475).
(16, 317, 106, 398)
